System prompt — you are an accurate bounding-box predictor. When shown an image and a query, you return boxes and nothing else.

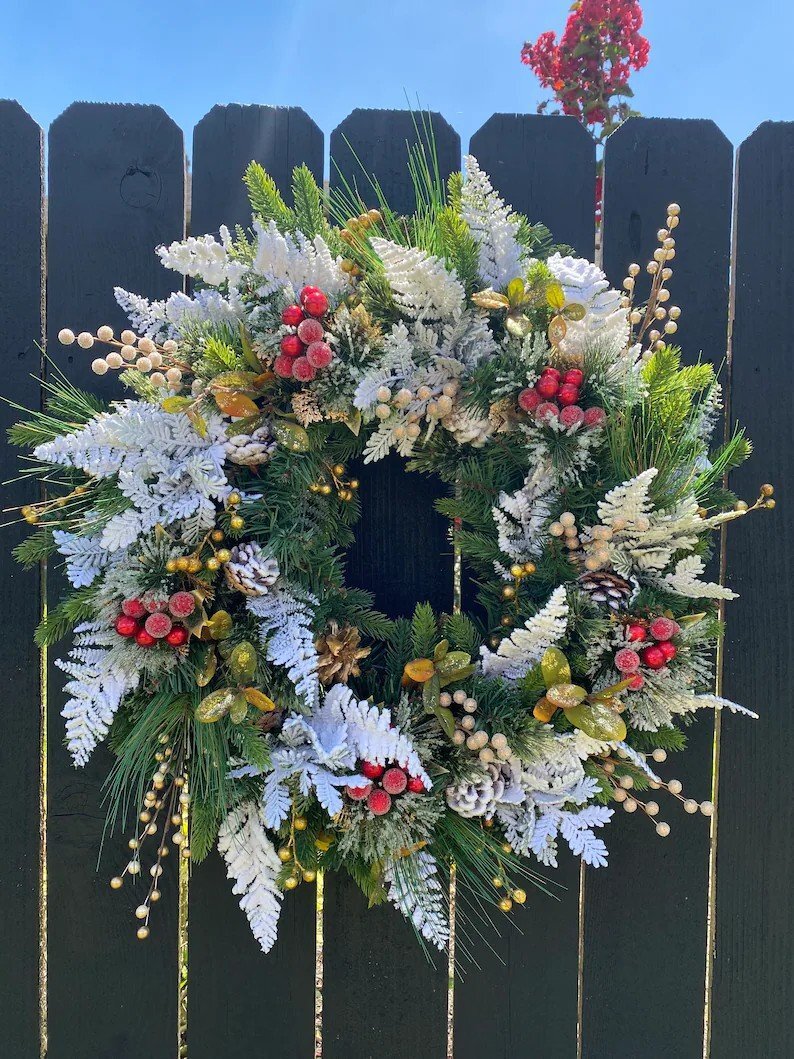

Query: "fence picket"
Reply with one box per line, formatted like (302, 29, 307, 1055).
(46, 103, 185, 1059)
(0, 99, 44, 1058)
(452, 112, 596, 1059)
(712, 121, 794, 1058)
(186, 104, 321, 1059)
(583, 117, 734, 1058)
(322, 109, 460, 1059)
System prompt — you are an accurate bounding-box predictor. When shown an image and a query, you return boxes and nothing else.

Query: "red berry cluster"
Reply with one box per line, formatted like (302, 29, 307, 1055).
(114, 592, 195, 649)
(518, 366, 605, 430)
(614, 617, 681, 688)
(346, 760, 426, 817)
(274, 286, 334, 382)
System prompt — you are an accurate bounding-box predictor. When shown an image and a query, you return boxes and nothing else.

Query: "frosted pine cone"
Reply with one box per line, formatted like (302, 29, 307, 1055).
(445, 761, 523, 819)
(577, 570, 635, 611)
(224, 542, 280, 597)
(442, 407, 493, 448)
(224, 427, 276, 466)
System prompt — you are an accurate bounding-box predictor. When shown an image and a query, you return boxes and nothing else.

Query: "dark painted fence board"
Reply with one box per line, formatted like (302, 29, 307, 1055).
(583, 118, 733, 1058)
(713, 121, 794, 1058)
(323, 109, 460, 1059)
(0, 99, 44, 1058)
(187, 104, 318, 1059)
(46, 103, 184, 1059)
(470, 113, 597, 256)
(453, 113, 596, 1059)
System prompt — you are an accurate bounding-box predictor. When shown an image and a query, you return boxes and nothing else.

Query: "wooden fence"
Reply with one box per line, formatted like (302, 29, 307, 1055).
(1, 99, 792, 1059)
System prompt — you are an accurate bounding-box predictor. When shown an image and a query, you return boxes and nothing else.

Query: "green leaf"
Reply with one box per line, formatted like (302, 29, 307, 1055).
(196, 688, 236, 723)
(564, 702, 627, 741)
(239, 325, 261, 371)
(162, 396, 193, 413)
(541, 646, 571, 688)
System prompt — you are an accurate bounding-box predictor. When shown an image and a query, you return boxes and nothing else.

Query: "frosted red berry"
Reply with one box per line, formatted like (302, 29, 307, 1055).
(297, 318, 324, 345)
(518, 387, 542, 412)
(280, 334, 304, 358)
(615, 647, 641, 673)
(541, 365, 561, 380)
(657, 640, 677, 662)
(145, 612, 173, 639)
(640, 644, 667, 670)
(281, 304, 305, 327)
(583, 406, 606, 428)
(166, 625, 189, 647)
(407, 775, 425, 794)
(382, 767, 408, 795)
(168, 591, 196, 618)
(628, 672, 645, 690)
(536, 374, 560, 399)
(144, 597, 168, 613)
(559, 404, 585, 428)
(346, 783, 372, 801)
(626, 623, 647, 642)
(649, 616, 680, 641)
(121, 598, 146, 619)
(135, 629, 156, 648)
(292, 356, 317, 382)
(360, 761, 385, 780)
(274, 354, 296, 379)
(535, 401, 559, 423)
(557, 383, 580, 407)
(114, 614, 139, 638)
(367, 788, 392, 816)
(563, 368, 584, 388)
(306, 341, 333, 369)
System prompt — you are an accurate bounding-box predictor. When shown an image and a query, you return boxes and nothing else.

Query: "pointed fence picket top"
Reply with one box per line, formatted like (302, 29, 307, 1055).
(321, 108, 461, 1059)
(45, 102, 185, 1059)
(583, 117, 734, 1058)
(187, 105, 320, 1059)
(713, 121, 794, 1058)
(0, 99, 44, 1059)
(452, 112, 596, 1059)
(469, 113, 597, 255)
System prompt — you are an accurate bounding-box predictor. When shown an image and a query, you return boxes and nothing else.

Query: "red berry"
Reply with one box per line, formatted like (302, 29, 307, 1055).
(135, 629, 156, 648)
(536, 374, 560, 399)
(559, 404, 585, 428)
(274, 354, 296, 378)
(649, 616, 680, 641)
(302, 290, 329, 317)
(281, 304, 305, 327)
(166, 625, 189, 647)
(299, 285, 321, 302)
(658, 640, 677, 662)
(407, 776, 425, 794)
(292, 356, 317, 382)
(367, 788, 392, 816)
(114, 614, 139, 638)
(145, 612, 173, 639)
(382, 767, 408, 795)
(626, 623, 647, 643)
(168, 591, 196, 618)
(628, 672, 645, 690)
(583, 406, 606, 428)
(518, 387, 542, 413)
(144, 597, 168, 613)
(346, 783, 372, 801)
(296, 318, 324, 345)
(535, 401, 559, 423)
(640, 644, 667, 670)
(360, 761, 385, 780)
(121, 598, 146, 619)
(280, 334, 304, 358)
(615, 647, 641, 673)
(541, 366, 561, 380)
(306, 341, 333, 369)
(557, 383, 580, 407)
(563, 368, 584, 388)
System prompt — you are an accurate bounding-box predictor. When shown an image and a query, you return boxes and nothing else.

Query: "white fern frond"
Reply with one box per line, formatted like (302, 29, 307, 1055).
(218, 802, 283, 953)
(370, 237, 465, 322)
(247, 582, 320, 709)
(480, 586, 569, 679)
(461, 156, 526, 289)
(385, 851, 449, 950)
(597, 468, 657, 529)
(660, 555, 738, 600)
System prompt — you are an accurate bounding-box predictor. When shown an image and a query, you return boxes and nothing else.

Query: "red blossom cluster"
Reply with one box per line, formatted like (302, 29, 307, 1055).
(521, 0, 649, 141)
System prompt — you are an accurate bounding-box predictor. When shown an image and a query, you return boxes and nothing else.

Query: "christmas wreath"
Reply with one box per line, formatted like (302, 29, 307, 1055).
(10, 148, 769, 954)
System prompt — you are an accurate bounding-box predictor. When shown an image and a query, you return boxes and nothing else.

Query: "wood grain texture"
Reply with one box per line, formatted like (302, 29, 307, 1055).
(322, 109, 460, 1059)
(470, 113, 597, 254)
(187, 104, 318, 1059)
(46, 103, 184, 1059)
(712, 121, 794, 1058)
(454, 115, 596, 1059)
(0, 99, 44, 1058)
(582, 118, 733, 1058)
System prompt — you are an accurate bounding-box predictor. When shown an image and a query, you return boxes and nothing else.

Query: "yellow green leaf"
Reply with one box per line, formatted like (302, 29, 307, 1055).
(505, 311, 532, 338)
(210, 370, 261, 391)
(195, 647, 217, 687)
(239, 325, 262, 371)
(546, 282, 566, 310)
(207, 610, 233, 640)
(564, 701, 627, 741)
(506, 277, 526, 305)
(272, 420, 311, 453)
(562, 301, 586, 321)
(244, 688, 277, 712)
(214, 390, 260, 418)
(541, 647, 571, 689)
(229, 692, 249, 724)
(433, 639, 449, 663)
(187, 403, 208, 438)
(162, 396, 194, 413)
(196, 687, 236, 723)
(546, 683, 588, 709)
(590, 678, 633, 701)
(472, 289, 511, 310)
(228, 641, 258, 684)
(342, 409, 363, 436)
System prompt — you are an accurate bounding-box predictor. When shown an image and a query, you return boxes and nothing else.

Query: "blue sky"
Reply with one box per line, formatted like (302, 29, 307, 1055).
(2, 0, 790, 151)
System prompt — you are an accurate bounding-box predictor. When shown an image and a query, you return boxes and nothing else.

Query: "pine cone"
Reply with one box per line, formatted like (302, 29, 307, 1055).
(315, 622, 371, 686)
(224, 542, 280, 596)
(442, 407, 492, 448)
(224, 427, 276, 466)
(445, 761, 521, 819)
(577, 570, 635, 611)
